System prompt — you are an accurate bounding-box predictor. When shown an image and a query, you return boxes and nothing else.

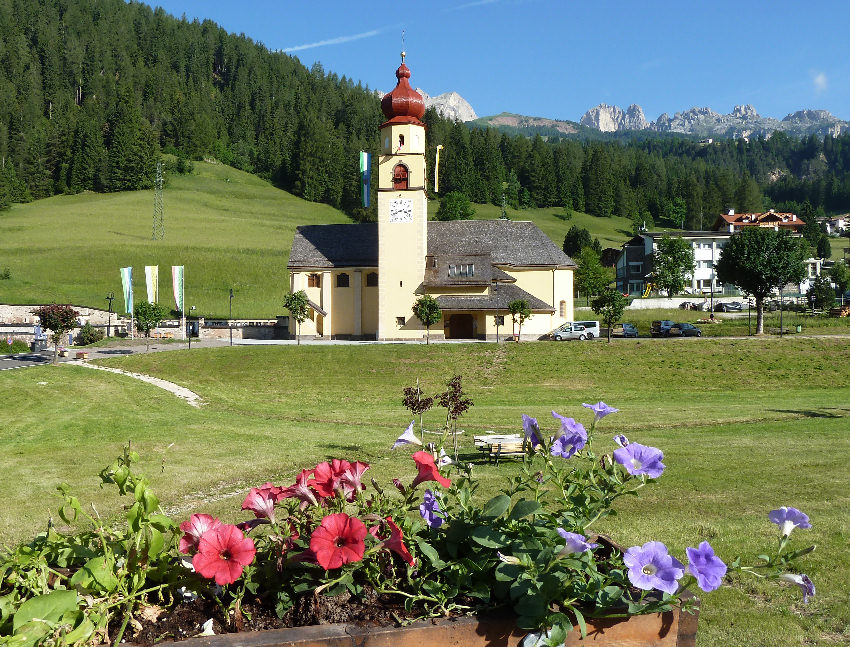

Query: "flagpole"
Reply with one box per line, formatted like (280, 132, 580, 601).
(180, 269, 186, 340)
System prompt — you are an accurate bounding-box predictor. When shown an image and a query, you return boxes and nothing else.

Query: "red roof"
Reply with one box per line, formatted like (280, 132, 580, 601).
(380, 54, 425, 127)
(713, 211, 804, 231)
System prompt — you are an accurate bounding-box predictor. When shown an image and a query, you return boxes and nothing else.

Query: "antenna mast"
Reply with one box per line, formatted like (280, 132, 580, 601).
(152, 160, 164, 240)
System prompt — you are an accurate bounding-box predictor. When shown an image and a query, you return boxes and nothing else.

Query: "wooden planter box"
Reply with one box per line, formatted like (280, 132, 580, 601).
(154, 606, 698, 647)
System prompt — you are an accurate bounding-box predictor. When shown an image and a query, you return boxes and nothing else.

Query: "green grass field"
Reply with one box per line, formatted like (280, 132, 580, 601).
(1, 338, 848, 646)
(0, 162, 349, 318)
(0, 163, 634, 318)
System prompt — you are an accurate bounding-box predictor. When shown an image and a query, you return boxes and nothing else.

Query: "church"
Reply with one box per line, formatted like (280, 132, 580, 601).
(287, 54, 575, 341)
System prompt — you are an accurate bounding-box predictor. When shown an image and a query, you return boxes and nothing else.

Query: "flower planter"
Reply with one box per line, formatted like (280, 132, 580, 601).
(152, 605, 698, 647)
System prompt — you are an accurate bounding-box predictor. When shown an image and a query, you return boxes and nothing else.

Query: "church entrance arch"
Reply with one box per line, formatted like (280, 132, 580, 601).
(447, 313, 474, 339)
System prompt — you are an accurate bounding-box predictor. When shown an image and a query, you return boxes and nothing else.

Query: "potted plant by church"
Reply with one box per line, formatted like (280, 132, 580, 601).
(0, 396, 816, 647)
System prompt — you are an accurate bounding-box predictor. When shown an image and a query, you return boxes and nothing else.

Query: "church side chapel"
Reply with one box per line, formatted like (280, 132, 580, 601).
(288, 54, 576, 341)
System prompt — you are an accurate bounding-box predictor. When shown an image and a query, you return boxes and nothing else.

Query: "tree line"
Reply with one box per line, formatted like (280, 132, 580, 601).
(2, 0, 849, 227)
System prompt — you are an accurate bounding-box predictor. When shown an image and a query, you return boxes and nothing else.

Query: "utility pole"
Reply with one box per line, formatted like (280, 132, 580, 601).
(152, 160, 164, 240)
(105, 292, 114, 337)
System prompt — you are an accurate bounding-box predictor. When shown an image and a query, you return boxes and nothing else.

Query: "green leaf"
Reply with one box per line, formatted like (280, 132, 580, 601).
(414, 538, 445, 569)
(142, 489, 159, 514)
(548, 622, 568, 646)
(481, 494, 511, 519)
(470, 526, 508, 548)
(143, 526, 165, 559)
(494, 562, 522, 582)
(508, 499, 541, 521)
(12, 590, 78, 633)
(126, 501, 143, 531)
(571, 606, 588, 640)
(514, 594, 546, 618)
(69, 556, 119, 594)
(63, 617, 95, 644)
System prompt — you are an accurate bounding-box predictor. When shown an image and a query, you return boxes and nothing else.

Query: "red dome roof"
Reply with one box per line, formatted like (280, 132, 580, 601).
(381, 54, 425, 125)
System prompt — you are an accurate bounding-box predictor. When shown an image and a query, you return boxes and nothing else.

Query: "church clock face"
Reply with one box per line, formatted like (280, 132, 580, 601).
(389, 198, 413, 223)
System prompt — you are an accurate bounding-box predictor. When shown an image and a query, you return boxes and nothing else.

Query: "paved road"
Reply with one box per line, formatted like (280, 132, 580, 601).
(0, 351, 53, 371)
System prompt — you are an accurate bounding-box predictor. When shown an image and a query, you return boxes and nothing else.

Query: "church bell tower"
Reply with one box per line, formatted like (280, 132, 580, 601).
(377, 52, 428, 340)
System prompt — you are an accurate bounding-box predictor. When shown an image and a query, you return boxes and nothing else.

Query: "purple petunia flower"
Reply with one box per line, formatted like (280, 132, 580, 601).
(419, 489, 445, 529)
(392, 421, 423, 450)
(780, 573, 815, 603)
(557, 529, 598, 556)
(624, 541, 685, 595)
(522, 414, 542, 447)
(613, 442, 665, 478)
(550, 411, 587, 458)
(582, 401, 619, 421)
(685, 541, 727, 592)
(768, 507, 811, 537)
(613, 434, 629, 447)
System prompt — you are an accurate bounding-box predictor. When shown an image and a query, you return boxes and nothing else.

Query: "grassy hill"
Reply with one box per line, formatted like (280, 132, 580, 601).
(0, 162, 633, 317)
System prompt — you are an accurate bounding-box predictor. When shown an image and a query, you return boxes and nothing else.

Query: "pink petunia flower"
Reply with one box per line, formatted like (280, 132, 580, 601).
(380, 518, 415, 567)
(178, 513, 222, 555)
(339, 461, 369, 501)
(242, 485, 278, 522)
(310, 513, 367, 570)
(192, 524, 256, 586)
(279, 469, 320, 508)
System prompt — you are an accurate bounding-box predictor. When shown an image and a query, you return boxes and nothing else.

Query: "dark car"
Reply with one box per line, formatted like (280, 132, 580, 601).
(612, 322, 638, 338)
(714, 301, 743, 312)
(666, 322, 702, 337)
(650, 320, 676, 337)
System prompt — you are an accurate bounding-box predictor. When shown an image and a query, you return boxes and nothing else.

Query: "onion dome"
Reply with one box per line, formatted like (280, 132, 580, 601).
(381, 52, 425, 126)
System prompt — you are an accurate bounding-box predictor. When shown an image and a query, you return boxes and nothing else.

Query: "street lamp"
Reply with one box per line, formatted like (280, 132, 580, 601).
(105, 292, 114, 337)
(229, 288, 234, 346)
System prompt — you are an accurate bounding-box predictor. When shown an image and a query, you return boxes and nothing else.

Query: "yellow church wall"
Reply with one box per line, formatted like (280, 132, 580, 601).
(498, 266, 574, 337)
(361, 274, 379, 336)
(330, 274, 355, 336)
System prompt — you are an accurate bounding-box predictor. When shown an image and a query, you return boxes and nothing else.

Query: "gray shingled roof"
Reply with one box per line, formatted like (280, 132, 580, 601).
(288, 224, 378, 269)
(288, 220, 575, 269)
(436, 283, 554, 312)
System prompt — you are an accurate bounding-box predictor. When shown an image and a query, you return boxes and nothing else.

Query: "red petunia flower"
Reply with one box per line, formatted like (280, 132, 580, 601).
(339, 461, 369, 501)
(178, 513, 222, 554)
(242, 484, 278, 521)
(192, 524, 256, 585)
(381, 517, 415, 567)
(309, 513, 367, 570)
(279, 469, 319, 508)
(313, 460, 351, 498)
(411, 451, 452, 489)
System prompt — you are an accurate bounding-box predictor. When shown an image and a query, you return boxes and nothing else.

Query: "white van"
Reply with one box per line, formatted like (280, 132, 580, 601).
(574, 320, 600, 339)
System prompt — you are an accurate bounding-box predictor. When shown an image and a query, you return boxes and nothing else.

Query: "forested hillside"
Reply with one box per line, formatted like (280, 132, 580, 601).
(1, 0, 849, 230)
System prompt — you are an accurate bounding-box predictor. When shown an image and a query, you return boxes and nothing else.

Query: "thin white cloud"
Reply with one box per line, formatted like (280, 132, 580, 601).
(447, 0, 498, 11)
(813, 71, 828, 93)
(282, 29, 382, 53)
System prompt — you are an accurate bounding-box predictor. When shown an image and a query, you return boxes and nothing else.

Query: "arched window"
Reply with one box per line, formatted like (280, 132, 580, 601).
(366, 272, 378, 287)
(336, 273, 350, 288)
(392, 164, 409, 190)
(559, 300, 567, 317)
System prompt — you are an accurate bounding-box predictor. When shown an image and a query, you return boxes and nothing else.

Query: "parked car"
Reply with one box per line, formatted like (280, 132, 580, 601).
(552, 324, 588, 341)
(574, 320, 600, 339)
(666, 322, 702, 337)
(612, 322, 639, 338)
(714, 301, 744, 312)
(650, 320, 676, 337)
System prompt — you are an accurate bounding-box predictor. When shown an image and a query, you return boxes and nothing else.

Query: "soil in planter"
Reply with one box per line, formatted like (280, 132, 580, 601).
(122, 587, 428, 645)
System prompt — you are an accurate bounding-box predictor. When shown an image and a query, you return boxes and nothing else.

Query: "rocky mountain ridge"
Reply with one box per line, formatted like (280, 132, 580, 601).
(376, 87, 478, 123)
(580, 103, 848, 138)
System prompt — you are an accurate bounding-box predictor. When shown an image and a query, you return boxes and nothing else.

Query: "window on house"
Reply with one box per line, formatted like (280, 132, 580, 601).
(628, 262, 643, 275)
(392, 164, 409, 190)
(396, 316, 406, 326)
(559, 300, 566, 317)
(308, 273, 321, 288)
(426, 256, 436, 268)
(336, 273, 349, 288)
(398, 134, 404, 149)
(448, 263, 474, 278)
(366, 272, 378, 287)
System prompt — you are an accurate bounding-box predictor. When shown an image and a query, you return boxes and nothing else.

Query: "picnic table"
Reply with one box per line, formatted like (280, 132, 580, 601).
(474, 433, 527, 464)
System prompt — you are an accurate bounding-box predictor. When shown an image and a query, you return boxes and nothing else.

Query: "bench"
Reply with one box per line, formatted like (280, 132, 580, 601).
(474, 434, 527, 464)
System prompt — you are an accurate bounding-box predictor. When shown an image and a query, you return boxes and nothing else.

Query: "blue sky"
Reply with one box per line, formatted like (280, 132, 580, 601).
(150, 0, 850, 123)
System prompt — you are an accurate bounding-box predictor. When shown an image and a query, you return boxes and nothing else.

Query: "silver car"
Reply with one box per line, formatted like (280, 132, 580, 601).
(552, 324, 588, 341)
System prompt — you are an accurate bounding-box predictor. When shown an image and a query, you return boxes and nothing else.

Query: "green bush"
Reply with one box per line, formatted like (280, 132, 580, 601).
(1, 339, 30, 354)
(74, 322, 105, 346)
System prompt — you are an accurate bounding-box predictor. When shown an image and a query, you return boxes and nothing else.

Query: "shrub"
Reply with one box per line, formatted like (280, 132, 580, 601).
(0, 267, 11, 280)
(1, 339, 30, 354)
(75, 322, 105, 346)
